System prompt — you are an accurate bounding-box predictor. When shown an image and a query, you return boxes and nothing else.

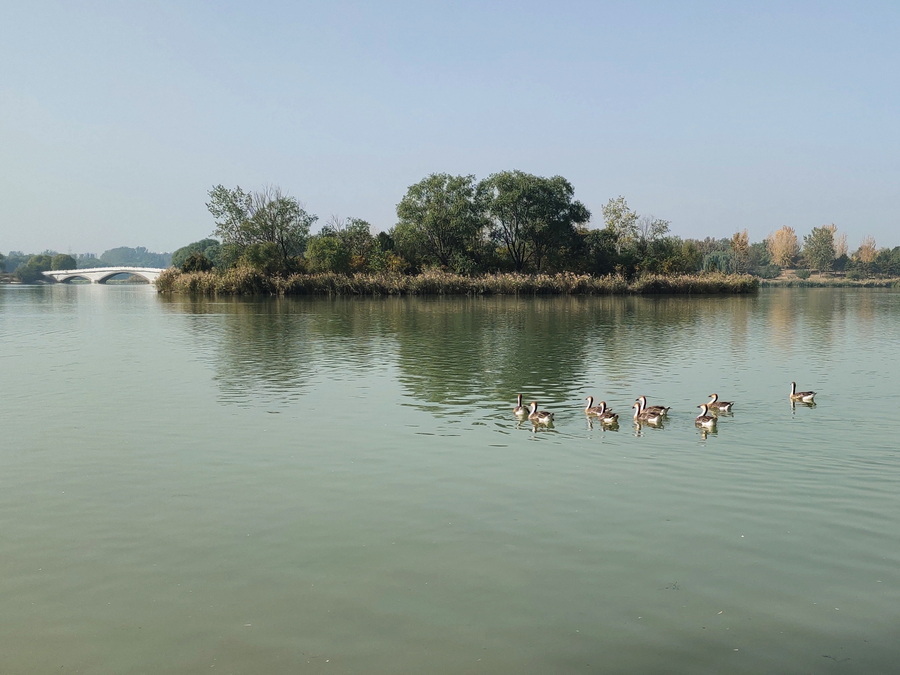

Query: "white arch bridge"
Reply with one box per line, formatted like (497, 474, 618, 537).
(42, 267, 166, 284)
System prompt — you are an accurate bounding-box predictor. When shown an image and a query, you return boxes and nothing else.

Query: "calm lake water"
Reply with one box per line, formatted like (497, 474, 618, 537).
(2, 284, 899, 674)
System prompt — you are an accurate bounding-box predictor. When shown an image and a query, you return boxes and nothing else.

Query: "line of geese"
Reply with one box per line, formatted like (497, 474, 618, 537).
(513, 382, 817, 429)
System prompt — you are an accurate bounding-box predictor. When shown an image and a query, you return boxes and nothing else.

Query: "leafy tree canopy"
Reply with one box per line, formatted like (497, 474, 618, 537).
(305, 234, 351, 273)
(180, 251, 214, 273)
(395, 173, 487, 271)
(482, 170, 590, 272)
(803, 225, 836, 273)
(51, 254, 77, 270)
(15, 254, 53, 283)
(172, 238, 222, 269)
(207, 185, 316, 273)
(320, 216, 376, 270)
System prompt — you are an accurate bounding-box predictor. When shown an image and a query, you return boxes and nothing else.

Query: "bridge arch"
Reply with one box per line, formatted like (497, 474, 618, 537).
(93, 270, 154, 284)
(53, 273, 93, 284)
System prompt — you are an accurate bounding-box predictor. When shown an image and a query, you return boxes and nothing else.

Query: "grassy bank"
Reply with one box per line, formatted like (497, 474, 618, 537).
(156, 268, 759, 296)
(760, 277, 900, 288)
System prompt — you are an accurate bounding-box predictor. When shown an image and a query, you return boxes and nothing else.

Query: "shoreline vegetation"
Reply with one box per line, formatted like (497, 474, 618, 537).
(155, 269, 762, 296)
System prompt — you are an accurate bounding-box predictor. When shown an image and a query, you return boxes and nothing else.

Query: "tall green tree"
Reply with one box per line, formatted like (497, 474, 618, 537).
(703, 249, 732, 273)
(394, 173, 487, 271)
(482, 171, 590, 272)
(573, 228, 618, 275)
(50, 254, 76, 270)
(748, 241, 777, 276)
(305, 234, 351, 273)
(172, 238, 222, 269)
(15, 254, 53, 283)
(180, 251, 214, 272)
(321, 216, 376, 270)
(207, 185, 316, 272)
(803, 225, 836, 273)
(5, 252, 29, 274)
(872, 246, 900, 276)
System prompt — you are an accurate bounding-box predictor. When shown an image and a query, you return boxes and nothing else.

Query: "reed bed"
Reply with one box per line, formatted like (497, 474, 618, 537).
(156, 267, 758, 296)
(630, 273, 759, 294)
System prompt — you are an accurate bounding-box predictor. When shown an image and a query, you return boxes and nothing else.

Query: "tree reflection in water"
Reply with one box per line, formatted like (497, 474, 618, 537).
(155, 290, 888, 423)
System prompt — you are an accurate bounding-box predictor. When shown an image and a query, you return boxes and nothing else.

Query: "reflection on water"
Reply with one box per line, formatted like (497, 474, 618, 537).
(159, 296, 394, 407)
(162, 293, 765, 414)
(158, 288, 900, 425)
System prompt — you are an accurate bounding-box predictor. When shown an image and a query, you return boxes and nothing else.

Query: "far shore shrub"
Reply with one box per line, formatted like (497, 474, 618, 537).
(180, 252, 214, 273)
(754, 264, 781, 279)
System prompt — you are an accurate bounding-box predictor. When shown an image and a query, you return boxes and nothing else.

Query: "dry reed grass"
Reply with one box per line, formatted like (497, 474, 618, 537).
(156, 267, 758, 296)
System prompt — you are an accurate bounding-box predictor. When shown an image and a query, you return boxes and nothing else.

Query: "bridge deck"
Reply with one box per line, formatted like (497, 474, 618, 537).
(42, 267, 166, 284)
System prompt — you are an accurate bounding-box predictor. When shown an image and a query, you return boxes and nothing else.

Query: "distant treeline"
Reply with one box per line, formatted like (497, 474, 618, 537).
(1, 247, 172, 283)
(8, 170, 900, 288)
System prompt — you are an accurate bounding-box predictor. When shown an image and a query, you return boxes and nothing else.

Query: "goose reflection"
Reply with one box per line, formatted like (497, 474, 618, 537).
(698, 426, 719, 440)
(588, 416, 620, 432)
(632, 418, 664, 437)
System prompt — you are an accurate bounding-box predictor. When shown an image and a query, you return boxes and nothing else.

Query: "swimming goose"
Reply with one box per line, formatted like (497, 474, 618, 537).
(789, 382, 817, 403)
(513, 393, 529, 417)
(695, 403, 717, 428)
(707, 393, 734, 412)
(594, 401, 619, 425)
(632, 401, 663, 425)
(584, 396, 611, 416)
(528, 401, 554, 425)
(636, 395, 670, 416)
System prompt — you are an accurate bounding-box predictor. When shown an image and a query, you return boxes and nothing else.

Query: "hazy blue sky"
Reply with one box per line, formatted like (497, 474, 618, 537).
(2, 1, 898, 255)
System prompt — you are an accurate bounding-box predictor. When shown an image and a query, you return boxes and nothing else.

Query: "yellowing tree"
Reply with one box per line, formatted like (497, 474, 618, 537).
(730, 230, 750, 273)
(856, 236, 877, 264)
(824, 224, 848, 258)
(767, 226, 800, 267)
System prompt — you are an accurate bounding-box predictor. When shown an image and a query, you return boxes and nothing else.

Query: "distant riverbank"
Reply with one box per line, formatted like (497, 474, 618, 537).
(759, 272, 900, 288)
(155, 268, 759, 296)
